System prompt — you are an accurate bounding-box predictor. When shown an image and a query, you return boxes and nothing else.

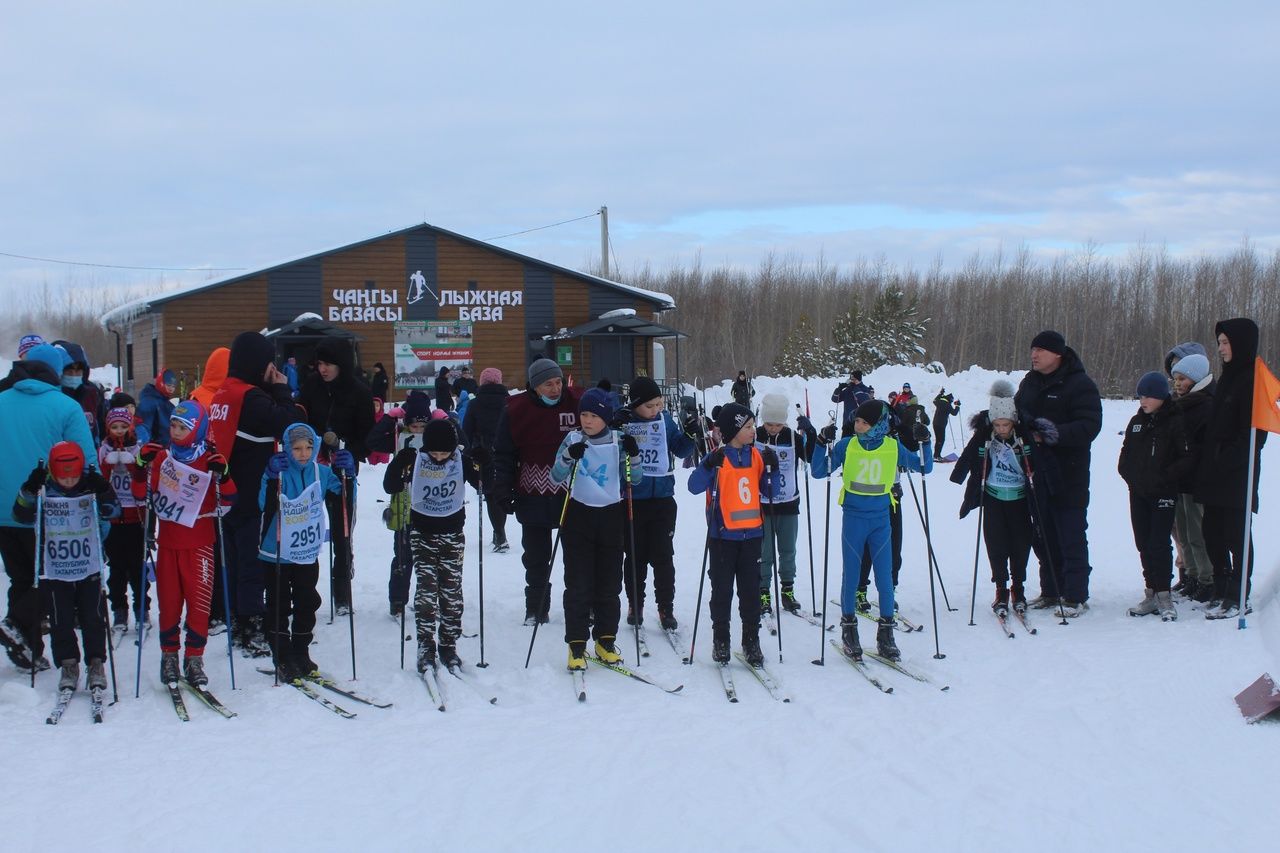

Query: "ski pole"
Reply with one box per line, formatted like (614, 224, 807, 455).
(100, 585, 119, 705)
(624, 452, 641, 666)
(339, 468, 356, 680)
(968, 444, 991, 627)
(135, 473, 153, 699)
(1021, 449, 1069, 626)
(796, 404, 817, 614)
(475, 460, 488, 669)
(213, 476, 236, 689)
(812, 412, 836, 667)
(524, 461, 578, 668)
(398, 457, 412, 671)
(33, 481, 44, 688)
(912, 448, 946, 660)
(905, 471, 956, 612)
(919, 469, 955, 613)
(685, 482, 717, 665)
(274, 473, 284, 686)
(764, 454, 784, 664)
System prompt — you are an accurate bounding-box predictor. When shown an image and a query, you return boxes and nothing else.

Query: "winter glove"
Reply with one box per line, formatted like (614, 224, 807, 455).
(1032, 418, 1059, 445)
(621, 434, 640, 457)
(266, 452, 290, 479)
(567, 441, 588, 461)
(394, 447, 418, 468)
(333, 450, 355, 475)
(388, 406, 406, 419)
(796, 415, 813, 434)
(323, 430, 339, 447)
(79, 468, 109, 493)
(912, 422, 931, 442)
(104, 450, 121, 466)
(207, 454, 228, 479)
(22, 463, 47, 494)
(758, 446, 778, 469)
(954, 400, 961, 409)
(138, 442, 164, 465)
(682, 414, 701, 435)
(702, 448, 725, 470)
(118, 450, 135, 466)
(819, 425, 837, 445)
(610, 407, 634, 429)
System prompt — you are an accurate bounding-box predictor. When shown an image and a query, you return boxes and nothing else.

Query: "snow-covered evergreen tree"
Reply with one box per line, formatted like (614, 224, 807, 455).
(827, 288, 929, 371)
(773, 314, 826, 377)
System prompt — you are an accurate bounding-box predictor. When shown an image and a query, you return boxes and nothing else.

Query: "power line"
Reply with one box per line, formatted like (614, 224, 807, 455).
(484, 211, 600, 242)
(0, 250, 245, 272)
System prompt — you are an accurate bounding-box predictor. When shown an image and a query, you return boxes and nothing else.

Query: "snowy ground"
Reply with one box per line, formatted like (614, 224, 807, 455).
(2, 365, 1278, 853)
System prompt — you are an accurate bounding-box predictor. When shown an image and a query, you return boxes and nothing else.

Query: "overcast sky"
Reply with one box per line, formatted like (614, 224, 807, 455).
(2, 1, 1276, 299)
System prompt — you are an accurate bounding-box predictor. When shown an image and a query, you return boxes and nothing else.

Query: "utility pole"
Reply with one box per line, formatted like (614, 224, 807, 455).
(600, 205, 609, 278)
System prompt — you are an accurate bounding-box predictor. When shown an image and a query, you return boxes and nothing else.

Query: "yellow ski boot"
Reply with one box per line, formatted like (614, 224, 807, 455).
(594, 636, 623, 665)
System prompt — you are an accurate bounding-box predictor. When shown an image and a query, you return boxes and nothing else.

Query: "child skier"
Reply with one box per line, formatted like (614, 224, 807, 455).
(1118, 372, 1194, 621)
(755, 392, 817, 615)
(620, 376, 697, 631)
(551, 388, 643, 671)
(384, 418, 480, 673)
(812, 400, 932, 661)
(134, 400, 234, 687)
(99, 407, 148, 631)
(366, 398, 392, 465)
(687, 402, 779, 667)
(950, 381, 1035, 614)
(258, 423, 353, 680)
(13, 443, 118, 696)
(370, 391, 432, 618)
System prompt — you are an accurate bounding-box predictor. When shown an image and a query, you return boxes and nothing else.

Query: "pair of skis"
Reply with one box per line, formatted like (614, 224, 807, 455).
(570, 656, 685, 702)
(258, 668, 393, 718)
(710, 656, 790, 703)
(827, 639, 949, 692)
(763, 606, 829, 636)
(421, 662, 499, 711)
(994, 605, 1038, 638)
(833, 599, 922, 634)
(46, 686, 107, 725)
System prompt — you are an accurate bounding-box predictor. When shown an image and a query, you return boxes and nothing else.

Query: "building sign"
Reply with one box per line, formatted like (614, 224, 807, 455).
(437, 288, 523, 322)
(329, 288, 403, 323)
(556, 344, 574, 366)
(394, 320, 473, 390)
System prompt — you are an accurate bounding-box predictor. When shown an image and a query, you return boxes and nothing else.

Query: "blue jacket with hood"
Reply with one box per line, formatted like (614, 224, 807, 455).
(257, 422, 346, 563)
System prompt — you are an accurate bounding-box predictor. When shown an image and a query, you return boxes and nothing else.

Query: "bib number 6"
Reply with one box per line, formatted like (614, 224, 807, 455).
(737, 476, 751, 505)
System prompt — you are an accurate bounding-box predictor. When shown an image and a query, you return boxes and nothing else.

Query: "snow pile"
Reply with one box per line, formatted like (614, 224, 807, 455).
(1, 363, 1276, 852)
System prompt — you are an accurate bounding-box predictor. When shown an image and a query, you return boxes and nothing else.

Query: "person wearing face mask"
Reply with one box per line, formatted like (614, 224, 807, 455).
(52, 340, 106, 444)
(492, 358, 583, 624)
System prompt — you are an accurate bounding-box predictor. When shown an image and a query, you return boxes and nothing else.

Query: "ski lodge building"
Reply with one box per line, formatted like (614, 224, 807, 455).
(101, 223, 683, 398)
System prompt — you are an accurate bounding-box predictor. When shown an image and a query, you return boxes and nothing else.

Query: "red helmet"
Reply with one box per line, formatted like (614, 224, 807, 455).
(48, 441, 85, 481)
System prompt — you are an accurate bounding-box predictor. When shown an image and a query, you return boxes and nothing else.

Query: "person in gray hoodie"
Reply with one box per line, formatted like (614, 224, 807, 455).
(1166, 348, 1215, 601)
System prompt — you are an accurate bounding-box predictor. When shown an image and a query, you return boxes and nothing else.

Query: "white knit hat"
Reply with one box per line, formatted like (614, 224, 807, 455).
(759, 392, 788, 425)
(988, 379, 1017, 422)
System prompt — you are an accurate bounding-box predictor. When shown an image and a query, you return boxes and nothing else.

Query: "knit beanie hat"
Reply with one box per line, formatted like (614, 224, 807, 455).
(1030, 330, 1066, 355)
(106, 407, 133, 429)
(48, 441, 85, 481)
(578, 387, 615, 423)
(1170, 353, 1210, 384)
(628, 376, 662, 406)
(854, 400, 886, 426)
(528, 358, 562, 387)
(479, 367, 503, 386)
(715, 402, 754, 438)
(403, 390, 432, 424)
(423, 419, 459, 453)
(24, 343, 67, 376)
(759, 392, 788, 424)
(1136, 371, 1171, 400)
(17, 334, 45, 359)
(987, 379, 1017, 422)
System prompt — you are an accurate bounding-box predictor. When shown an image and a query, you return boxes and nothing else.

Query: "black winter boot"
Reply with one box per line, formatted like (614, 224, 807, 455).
(780, 584, 801, 614)
(876, 618, 900, 661)
(840, 614, 862, 660)
(291, 633, 318, 676)
(711, 623, 730, 664)
(741, 629, 764, 667)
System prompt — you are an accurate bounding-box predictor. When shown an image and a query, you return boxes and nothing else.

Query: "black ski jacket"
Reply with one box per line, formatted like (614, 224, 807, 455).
(1117, 404, 1194, 499)
(1014, 347, 1102, 508)
(1194, 318, 1267, 510)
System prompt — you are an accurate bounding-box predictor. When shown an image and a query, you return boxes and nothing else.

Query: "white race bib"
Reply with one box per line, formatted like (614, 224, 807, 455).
(625, 417, 669, 477)
(279, 477, 327, 564)
(153, 455, 212, 528)
(410, 450, 466, 517)
(570, 434, 622, 508)
(762, 441, 799, 504)
(109, 463, 138, 509)
(41, 494, 103, 582)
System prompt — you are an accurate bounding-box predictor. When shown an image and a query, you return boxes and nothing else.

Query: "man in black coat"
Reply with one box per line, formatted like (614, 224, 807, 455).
(1014, 330, 1102, 615)
(370, 362, 389, 403)
(931, 389, 960, 459)
(452, 365, 479, 400)
(297, 338, 374, 613)
(462, 367, 511, 551)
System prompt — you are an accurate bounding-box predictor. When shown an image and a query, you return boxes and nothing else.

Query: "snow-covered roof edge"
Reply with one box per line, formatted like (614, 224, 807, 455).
(99, 221, 675, 329)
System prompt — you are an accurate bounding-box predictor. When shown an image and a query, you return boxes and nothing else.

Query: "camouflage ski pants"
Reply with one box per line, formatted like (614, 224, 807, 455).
(410, 529, 464, 658)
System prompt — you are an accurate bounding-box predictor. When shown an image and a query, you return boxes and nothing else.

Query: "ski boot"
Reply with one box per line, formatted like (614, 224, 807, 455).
(417, 641, 438, 674)
(0, 618, 35, 669)
(855, 589, 871, 614)
(291, 632, 318, 677)
(594, 635, 623, 665)
(567, 641, 587, 672)
(711, 624, 731, 664)
(741, 630, 764, 668)
(111, 608, 128, 630)
(1028, 594, 1060, 610)
(840, 614, 862, 660)
(160, 651, 180, 686)
(992, 586, 1009, 617)
(1128, 588, 1158, 617)
(87, 658, 107, 691)
(1155, 591, 1177, 622)
(390, 601, 405, 620)
(1011, 585, 1027, 614)
(58, 660, 80, 692)
(658, 607, 678, 631)
(759, 589, 772, 614)
(626, 603, 641, 626)
(438, 645, 462, 670)
(183, 655, 208, 687)
(876, 618, 901, 661)
(780, 584, 801, 614)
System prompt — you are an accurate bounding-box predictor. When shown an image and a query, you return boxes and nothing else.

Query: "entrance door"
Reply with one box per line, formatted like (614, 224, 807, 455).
(590, 337, 633, 386)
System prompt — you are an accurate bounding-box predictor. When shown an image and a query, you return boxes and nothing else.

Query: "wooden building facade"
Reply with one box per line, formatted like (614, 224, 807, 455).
(102, 224, 676, 397)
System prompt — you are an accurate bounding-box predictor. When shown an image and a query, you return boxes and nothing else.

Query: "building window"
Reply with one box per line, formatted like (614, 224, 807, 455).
(151, 338, 158, 378)
(126, 343, 134, 382)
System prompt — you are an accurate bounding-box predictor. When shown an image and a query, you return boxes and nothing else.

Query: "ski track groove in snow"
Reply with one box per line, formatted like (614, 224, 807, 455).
(2, 366, 1278, 851)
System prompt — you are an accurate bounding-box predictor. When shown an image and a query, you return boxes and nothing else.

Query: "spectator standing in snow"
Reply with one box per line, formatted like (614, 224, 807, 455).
(1167, 351, 1215, 602)
(136, 369, 177, 446)
(371, 362, 390, 402)
(461, 367, 511, 552)
(932, 388, 961, 459)
(1014, 330, 1103, 617)
(730, 371, 754, 409)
